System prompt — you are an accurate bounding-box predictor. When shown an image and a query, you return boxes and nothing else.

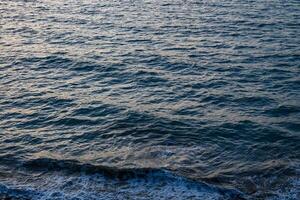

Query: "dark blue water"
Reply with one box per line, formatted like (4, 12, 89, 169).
(0, 0, 300, 199)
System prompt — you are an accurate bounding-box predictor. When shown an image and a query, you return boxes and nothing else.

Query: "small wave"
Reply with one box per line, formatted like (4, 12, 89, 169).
(0, 158, 245, 200)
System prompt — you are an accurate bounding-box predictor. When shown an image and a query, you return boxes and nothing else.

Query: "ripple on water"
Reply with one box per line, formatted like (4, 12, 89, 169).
(0, 0, 300, 199)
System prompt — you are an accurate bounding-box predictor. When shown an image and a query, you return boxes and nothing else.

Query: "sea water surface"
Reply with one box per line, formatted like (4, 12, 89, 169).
(0, 0, 300, 199)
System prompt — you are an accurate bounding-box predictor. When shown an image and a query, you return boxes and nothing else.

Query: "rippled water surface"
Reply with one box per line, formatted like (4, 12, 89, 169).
(0, 0, 300, 199)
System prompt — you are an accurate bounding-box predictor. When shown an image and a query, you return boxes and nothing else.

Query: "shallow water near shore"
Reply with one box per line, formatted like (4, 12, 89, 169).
(0, 0, 300, 199)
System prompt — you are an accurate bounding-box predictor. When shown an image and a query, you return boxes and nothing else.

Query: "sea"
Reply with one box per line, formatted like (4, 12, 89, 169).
(0, 0, 299, 199)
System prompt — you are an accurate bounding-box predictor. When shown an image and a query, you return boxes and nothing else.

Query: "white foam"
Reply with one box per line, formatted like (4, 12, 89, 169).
(266, 177, 300, 200)
(0, 171, 224, 200)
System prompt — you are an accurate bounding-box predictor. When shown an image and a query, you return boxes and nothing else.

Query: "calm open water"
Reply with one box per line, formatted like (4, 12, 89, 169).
(0, 0, 300, 199)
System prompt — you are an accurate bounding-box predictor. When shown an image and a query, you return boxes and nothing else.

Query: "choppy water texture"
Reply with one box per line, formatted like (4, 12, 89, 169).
(0, 0, 300, 199)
